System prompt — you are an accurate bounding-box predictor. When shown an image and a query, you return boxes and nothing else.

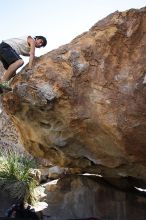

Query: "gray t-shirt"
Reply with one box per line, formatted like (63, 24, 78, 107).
(3, 36, 31, 56)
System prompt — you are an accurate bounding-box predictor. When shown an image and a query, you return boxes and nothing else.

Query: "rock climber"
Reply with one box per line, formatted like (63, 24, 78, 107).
(0, 35, 47, 93)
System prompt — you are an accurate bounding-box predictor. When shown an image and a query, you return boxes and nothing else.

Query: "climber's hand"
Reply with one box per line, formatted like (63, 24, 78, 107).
(26, 67, 33, 73)
(22, 68, 33, 81)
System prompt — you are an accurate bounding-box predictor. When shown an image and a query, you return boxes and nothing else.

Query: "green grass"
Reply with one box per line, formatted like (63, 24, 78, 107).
(0, 150, 38, 204)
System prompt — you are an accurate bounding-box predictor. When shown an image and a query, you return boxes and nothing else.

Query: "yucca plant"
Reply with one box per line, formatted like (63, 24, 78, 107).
(0, 150, 38, 204)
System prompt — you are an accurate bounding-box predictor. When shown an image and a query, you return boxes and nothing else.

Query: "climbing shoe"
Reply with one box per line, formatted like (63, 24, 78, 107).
(0, 81, 12, 93)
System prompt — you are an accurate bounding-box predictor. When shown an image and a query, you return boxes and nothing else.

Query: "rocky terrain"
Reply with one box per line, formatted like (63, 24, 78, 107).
(0, 64, 24, 153)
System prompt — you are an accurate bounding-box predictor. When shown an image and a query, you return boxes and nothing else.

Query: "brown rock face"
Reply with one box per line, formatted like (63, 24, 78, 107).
(2, 8, 146, 183)
(0, 63, 24, 153)
(44, 175, 146, 220)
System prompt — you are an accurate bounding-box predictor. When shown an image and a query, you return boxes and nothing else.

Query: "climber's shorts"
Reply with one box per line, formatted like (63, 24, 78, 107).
(0, 42, 22, 69)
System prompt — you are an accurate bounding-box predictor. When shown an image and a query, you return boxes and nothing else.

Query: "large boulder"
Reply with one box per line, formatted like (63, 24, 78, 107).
(2, 7, 146, 185)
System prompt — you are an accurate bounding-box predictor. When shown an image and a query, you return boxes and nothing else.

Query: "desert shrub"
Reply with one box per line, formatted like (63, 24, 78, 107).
(0, 150, 38, 204)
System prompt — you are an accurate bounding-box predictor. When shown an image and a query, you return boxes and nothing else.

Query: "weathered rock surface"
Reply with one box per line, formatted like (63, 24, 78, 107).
(43, 175, 146, 220)
(2, 8, 146, 187)
(0, 64, 25, 153)
(0, 110, 25, 152)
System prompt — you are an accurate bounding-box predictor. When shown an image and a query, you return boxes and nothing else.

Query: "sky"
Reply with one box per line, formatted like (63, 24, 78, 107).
(0, 0, 146, 60)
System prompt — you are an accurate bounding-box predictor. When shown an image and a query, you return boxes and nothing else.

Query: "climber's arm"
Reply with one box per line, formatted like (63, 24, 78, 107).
(27, 36, 36, 69)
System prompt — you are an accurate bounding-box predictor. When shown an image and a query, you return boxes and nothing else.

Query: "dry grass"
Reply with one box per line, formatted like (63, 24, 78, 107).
(0, 149, 38, 204)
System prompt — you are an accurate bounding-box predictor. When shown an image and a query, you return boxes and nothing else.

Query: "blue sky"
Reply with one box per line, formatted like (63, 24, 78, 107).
(0, 0, 146, 58)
